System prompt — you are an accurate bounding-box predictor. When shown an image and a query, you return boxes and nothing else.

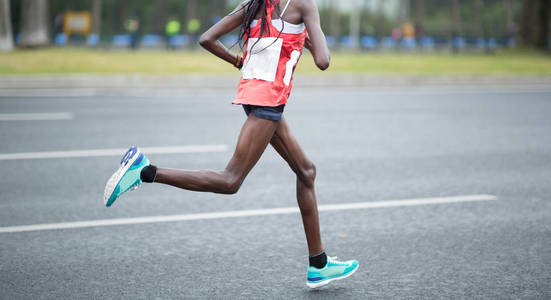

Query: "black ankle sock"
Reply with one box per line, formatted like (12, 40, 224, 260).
(140, 165, 157, 183)
(309, 251, 327, 269)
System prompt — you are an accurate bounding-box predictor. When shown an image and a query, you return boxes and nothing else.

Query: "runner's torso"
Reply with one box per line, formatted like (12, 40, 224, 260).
(233, 0, 307, 107)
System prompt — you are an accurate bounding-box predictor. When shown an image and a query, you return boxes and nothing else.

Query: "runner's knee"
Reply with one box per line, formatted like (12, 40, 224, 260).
(297, 162, 316, 187)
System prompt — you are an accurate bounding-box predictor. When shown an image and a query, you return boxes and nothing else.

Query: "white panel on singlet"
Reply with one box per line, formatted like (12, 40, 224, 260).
(242, 37, 283, 82)
(283, 50, 301, 86)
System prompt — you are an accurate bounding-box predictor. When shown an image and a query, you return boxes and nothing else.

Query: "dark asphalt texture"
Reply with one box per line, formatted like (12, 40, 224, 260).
(1, 82, 550, 299)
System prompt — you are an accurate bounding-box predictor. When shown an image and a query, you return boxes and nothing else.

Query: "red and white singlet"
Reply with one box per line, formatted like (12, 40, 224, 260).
(233, 0, 307, 107)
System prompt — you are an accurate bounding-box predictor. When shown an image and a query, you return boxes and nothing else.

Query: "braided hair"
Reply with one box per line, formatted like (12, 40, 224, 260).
(233, 0, 285, 54)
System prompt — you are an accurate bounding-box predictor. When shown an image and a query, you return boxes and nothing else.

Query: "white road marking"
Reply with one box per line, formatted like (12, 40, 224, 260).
(0, 145, 228, 161)
(0, 88, 96, 97)
(0, 112, 74, 121)
(294, 87, 551, 98)
(0, 194, 497, 234)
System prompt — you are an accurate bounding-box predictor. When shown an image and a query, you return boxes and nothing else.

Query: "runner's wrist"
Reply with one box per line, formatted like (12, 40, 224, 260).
(234, 55, 243, 69)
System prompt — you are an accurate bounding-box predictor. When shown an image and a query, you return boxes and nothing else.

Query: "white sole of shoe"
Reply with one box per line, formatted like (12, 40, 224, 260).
(104, 148, 141, 206)
(306, 264, 359, 289)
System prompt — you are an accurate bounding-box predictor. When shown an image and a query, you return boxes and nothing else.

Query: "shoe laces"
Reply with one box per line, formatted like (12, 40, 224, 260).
(328, 256, 346, 264)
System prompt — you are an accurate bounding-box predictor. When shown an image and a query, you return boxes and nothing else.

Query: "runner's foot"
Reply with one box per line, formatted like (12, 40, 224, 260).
(104, 146, 150, 207)
(306, 256, 359, 288)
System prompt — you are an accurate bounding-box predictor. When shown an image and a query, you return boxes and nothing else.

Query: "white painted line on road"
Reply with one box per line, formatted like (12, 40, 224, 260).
(0, 145, 229, 161)
(0, 112, 74, 121)
(295, 88, 551, 98)
(0, 194, 497, 234)
(0, 88, 96, 97)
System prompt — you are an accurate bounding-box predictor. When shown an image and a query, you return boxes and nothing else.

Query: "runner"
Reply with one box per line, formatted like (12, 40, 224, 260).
(104, 0, 358, 288)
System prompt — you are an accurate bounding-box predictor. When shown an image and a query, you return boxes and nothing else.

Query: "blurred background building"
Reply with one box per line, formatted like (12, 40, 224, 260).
(0, 0, 549, 52)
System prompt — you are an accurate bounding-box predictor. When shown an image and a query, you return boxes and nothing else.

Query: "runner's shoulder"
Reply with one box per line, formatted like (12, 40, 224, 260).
(230, 1, 251, 16)
(293, 0, 317, 15)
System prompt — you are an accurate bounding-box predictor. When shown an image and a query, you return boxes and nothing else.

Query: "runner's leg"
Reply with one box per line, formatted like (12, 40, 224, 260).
(270, 117, 323, 255)
(154, 114, 278, 194)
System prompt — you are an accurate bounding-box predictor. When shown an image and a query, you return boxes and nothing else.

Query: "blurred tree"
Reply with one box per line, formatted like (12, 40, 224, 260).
(360, 0, 375, 36)
(398, 0, 409, 25)
(504, 0, 516, 45)
(413, 0, 425, 38)
(219, 0, 228, 16)
(450, 0, 462, 52)
(519, 0, 531, 44)
(186, 0, 200, 45)
(10, 0, 526, 47)
(119, 0, 128, 32)
(376, 0, 385, 37)
(207, 0, 227, 25)
(19, 0, 50, 47)
(451, 0, 462, 37)
(92, 0, 102, 35)
(329, 0, 339, 38)
(154, 0, 166, 34)
(520, 0, 550, 49)
(504, 0, 514, 30)
(474, 0, 484, 38)
(0, 0, 13, 51)
(350, 0, 360, 48)
(187, 0, 197, 21)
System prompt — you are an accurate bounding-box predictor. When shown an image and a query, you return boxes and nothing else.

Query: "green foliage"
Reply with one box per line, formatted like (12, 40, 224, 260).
(9, 0, 525, 42)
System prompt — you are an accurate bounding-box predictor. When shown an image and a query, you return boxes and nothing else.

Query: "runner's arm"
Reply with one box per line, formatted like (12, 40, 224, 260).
(199, 2, 247, 67)
(299, 0, 330, 70)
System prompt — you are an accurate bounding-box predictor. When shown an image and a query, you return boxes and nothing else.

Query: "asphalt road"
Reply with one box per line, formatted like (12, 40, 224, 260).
(1, 78, 550, 299)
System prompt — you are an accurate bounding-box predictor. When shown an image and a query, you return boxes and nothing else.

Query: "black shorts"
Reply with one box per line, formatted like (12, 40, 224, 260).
(242, 104, 285, 121)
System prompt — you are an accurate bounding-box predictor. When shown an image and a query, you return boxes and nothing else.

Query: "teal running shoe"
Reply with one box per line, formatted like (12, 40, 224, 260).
(104, 146, 150, 207)
(306, 256, 359, 288)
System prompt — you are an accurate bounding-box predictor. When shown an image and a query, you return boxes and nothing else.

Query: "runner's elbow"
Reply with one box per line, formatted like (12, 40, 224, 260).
(315, 54, 330, 70)
(199, 33, 212, 48)
(315, 57, 330, 71)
